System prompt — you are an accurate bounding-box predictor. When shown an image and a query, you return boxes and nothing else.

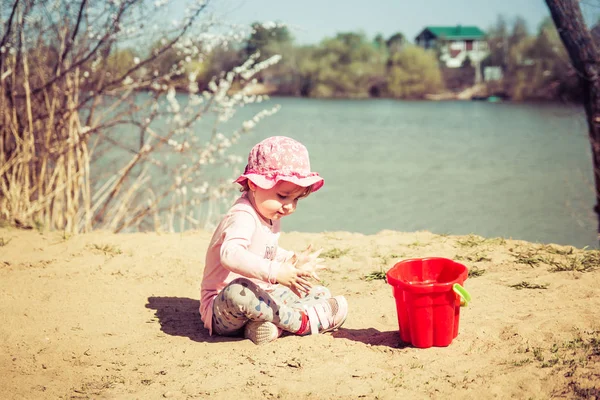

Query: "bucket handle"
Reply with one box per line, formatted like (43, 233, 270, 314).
(453, 284, 471, 307)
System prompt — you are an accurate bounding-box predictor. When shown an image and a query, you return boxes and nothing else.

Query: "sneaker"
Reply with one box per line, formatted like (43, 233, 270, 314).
(297, 285, 332, 306)
(244, 321, 282, 345)
(304, 295, 348, 335)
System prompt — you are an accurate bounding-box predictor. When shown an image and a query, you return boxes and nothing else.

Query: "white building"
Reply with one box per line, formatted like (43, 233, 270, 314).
(415, 25, 489, 69)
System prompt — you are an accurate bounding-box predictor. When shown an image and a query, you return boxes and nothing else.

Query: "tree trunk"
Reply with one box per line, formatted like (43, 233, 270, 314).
(545, 0, 600, 244)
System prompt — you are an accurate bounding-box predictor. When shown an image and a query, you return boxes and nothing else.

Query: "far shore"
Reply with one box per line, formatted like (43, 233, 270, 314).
(160, 82, 524, 102)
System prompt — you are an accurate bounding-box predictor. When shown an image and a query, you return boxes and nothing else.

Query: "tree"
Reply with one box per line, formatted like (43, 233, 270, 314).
(486, 15, 509, 71)
(373, 34, 386, 50)
(245, 22, 293, 59)
(302, 32, 383, 98)
(510, 16, 529, 47)
(385, 46, 444, 99)
(544, 0, 600, 242)
(386, 32, 405, 54)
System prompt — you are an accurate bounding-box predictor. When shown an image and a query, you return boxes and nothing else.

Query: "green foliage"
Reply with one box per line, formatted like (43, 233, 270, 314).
(94, 16, 586, 102)
(198, 47, 244, 87)
(509, 16, 529, 47)
(301, 32, 385, 98)
(240, 23, 309, 94)
(151, 41, 180, 76)
(106, 48, 137, 78)
(373, 34, 386, 50)
(512, 24, 567, 101)
(139, 16, 580, 102)
(386, 32, 405, 54)
(485, 15, 580, 101)
(246, 22, 294, 58)
(385, 46, 443, 99)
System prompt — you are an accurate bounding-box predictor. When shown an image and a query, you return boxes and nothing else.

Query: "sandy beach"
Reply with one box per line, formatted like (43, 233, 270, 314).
(0, 227, 598, 399)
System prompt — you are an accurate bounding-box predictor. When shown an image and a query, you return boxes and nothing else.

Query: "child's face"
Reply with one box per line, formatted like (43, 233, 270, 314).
(250, 181, 309, 221)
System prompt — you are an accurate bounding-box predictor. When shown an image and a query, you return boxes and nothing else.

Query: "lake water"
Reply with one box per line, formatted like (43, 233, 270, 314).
(223, 98, 596, 249)
(105, 96, 598, 248)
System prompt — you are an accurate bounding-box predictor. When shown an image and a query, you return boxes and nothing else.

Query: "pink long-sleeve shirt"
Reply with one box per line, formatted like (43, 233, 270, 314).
(199, 193, 294, 334)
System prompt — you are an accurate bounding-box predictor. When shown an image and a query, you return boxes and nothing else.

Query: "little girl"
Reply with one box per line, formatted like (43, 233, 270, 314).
(200, 136, 348, 344)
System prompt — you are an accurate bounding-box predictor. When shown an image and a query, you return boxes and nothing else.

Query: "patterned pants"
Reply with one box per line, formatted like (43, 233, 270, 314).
(212, 277, 330, 336)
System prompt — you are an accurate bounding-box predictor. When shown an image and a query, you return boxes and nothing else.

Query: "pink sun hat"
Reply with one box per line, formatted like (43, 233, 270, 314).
(234, 136, 324, 192)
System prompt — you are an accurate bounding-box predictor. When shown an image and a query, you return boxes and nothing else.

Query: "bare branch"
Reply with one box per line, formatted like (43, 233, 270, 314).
(26, 0, 135, 96)
(0, 0, 19, 49)
(54, 0, 89, 75)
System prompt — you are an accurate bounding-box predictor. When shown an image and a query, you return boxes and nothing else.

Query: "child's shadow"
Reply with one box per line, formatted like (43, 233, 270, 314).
(145, 296, 242, 343)
(332, 327, 411, 349)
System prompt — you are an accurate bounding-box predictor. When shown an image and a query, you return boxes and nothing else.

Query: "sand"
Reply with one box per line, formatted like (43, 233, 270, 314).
(0, 227, 599, 399)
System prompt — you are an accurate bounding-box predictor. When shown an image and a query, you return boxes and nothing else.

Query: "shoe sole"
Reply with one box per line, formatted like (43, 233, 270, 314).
(244, 321, 281, 345)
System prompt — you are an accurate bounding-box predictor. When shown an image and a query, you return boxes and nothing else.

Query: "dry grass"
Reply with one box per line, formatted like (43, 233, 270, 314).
(321, 248, 350, 259)
(0, 0, 266, 235)
(509, 281, 549, 290)
(511, 245, 599, 273)
(89, 243, 123, 256)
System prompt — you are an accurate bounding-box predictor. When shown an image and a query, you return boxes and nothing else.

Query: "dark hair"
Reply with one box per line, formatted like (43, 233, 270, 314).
(298, 185, 313, 199)
(239, 179, 250, 192)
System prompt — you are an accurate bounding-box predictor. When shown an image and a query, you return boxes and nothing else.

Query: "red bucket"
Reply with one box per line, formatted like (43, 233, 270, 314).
(386, 257, 468, 348)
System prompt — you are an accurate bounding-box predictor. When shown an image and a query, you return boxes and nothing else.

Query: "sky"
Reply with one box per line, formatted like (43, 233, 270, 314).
(178, 0, 591, 45)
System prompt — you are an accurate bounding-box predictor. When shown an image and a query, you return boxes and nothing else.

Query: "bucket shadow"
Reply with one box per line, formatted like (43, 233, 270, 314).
(331, 327, 412, 349)
(145, 296, 243, 343)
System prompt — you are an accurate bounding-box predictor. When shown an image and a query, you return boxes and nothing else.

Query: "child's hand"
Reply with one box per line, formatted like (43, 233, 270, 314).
(276, 262, 313, 298)
(293, 246, 327, 281)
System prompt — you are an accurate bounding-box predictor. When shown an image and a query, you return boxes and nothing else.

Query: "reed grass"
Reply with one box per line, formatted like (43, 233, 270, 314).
(1, 1, 278, 234)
